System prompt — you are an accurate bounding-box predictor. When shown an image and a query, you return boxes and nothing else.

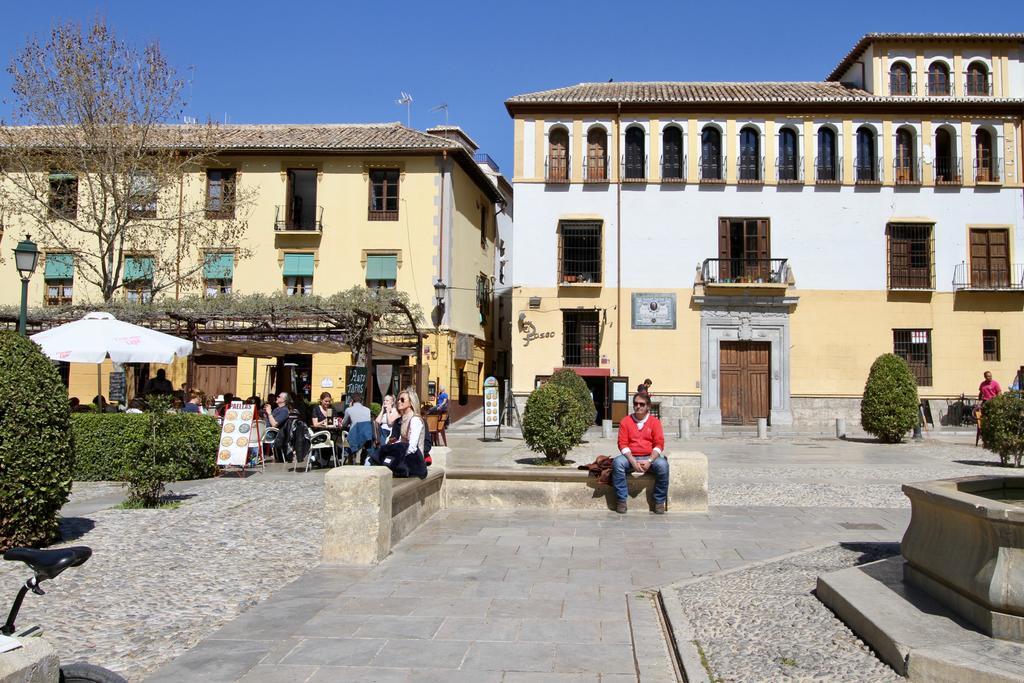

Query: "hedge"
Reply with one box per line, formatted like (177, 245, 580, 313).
(860, 353, 920, 443)
(522, 382, 592, 463)
(0, 331, 74, 550)
(72, 412, 220, 481)
(980, 391, 1024, 467)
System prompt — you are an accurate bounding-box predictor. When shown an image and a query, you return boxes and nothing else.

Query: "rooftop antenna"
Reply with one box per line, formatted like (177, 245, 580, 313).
(396, 92, 413, 127)
(430, 103, 449, 125)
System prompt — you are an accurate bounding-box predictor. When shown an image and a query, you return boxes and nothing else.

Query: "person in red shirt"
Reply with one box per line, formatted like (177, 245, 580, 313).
(613, 392, 668, 514)
(979, 371, 1001, 402)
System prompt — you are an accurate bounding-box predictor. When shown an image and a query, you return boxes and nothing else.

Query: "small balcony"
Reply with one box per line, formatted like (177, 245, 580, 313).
(700, 258, 790, 293)
(620, 155, 647, 183)
(274, 205, 323, 232)
(963, 74, 993, 97)
(814, 155, 843, 184)
(699, 155, 725, 184)
(545, 155, 570, 184)
(975, 159, 1001, 184)
(934, 156, 962, 185)
(737, 155, 764, 184)
(582, 155, 609, 183)
(660, 154, 686, 183)
(894, 158, 923, 186)
(855, 157, 884, 185)
(953, 262, 1024, 291)
(776, 156, 803, 184)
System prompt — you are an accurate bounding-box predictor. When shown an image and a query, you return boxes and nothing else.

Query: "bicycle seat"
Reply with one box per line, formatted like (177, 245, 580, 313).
(3, 546, 92, 581)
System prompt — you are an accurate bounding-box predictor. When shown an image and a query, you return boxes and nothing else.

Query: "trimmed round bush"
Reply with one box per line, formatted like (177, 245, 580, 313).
(522, 382, 592, 463)
(548, 368, 596, 424)
(980, 391, 1024, 467)
(860, 353, 920, 443)
(0, 331, 74, 549)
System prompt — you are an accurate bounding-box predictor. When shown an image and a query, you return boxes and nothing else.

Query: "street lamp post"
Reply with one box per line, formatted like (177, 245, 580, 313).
(13, 235, 39, 336)
(433, 278, 447, 328)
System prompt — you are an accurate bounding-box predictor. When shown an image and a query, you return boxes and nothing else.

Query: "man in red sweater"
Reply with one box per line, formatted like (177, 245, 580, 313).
(613, 392, 668, 514)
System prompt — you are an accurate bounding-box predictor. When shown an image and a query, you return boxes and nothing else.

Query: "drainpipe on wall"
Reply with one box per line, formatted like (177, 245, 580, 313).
(437, 151, 447, 399)
(615, 102, 622, 374)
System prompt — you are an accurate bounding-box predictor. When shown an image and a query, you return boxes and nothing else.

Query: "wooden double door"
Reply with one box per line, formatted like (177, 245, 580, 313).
(720, 341, 770, 425)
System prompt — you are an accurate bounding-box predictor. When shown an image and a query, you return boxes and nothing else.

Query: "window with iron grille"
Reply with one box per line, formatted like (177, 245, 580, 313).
(966, 61, 989, 96)
(927, 62, 950, 96)
(476, 273, 491, 319)
(894, 329, 932, 386)
(739, 127, 760, 181)
(558, 221, 601, 284)
(778, 128, 799, 181)
(563, 310, 600, 367)
(856, 127, 878, 181)
(48, 172, 78, 219)
(887, 223, 932, 289)
(206, 169, 236, 219)
(890, 62, 912, 95)
(480, 205, 487, 250)
(983, 329, 1000, 361)
(624, 127, 645, 180)
(369, 169, 400, 220)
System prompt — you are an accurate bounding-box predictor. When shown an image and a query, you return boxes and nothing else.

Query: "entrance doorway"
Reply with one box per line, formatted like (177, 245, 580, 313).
(719, 341, 770, 425)
(277, 354, 312, 402)
(533, 373, 628, 426)
(193, 355, 237, 399)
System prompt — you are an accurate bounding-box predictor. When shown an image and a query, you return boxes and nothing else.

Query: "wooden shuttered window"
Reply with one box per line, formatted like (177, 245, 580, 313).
(887, 223, 932, 289)
(970, 228, 1010, 288)
(718, 218, 769, 282)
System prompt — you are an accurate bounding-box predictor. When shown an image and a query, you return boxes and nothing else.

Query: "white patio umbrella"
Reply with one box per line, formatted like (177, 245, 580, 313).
(30, 311, 193, 399)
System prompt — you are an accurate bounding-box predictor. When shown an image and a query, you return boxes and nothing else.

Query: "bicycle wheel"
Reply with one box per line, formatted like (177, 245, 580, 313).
(60, 662, 128, 683)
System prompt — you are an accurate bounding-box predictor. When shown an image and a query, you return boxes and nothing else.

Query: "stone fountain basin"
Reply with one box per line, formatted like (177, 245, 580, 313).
(902, 476, 1024, 641)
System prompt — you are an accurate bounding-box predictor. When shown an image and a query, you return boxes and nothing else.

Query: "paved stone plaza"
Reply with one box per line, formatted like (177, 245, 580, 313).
(0, 434, 1009, 681)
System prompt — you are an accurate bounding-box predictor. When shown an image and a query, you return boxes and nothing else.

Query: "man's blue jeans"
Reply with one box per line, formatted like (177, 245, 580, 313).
(612, 454, 669, 503)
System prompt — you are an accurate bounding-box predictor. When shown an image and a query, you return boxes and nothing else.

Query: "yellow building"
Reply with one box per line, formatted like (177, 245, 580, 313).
(0, 123, 506, 412)
(506, 33, 1024, 430)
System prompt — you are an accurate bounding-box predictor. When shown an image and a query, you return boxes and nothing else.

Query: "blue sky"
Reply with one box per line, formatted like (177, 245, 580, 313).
(1, 1, 1020, 173)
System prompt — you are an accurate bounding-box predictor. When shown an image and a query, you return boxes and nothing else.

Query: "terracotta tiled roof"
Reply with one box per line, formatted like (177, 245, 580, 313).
(827, 33, 1024, 81)
(506, 81, 874, 106)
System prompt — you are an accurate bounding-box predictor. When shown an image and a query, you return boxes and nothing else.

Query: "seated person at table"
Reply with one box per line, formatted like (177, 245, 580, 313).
(430, 386, 449, 414)
(340, 392, 371, 429)
(612, 392, 668, 515)
(182, 391, 202, 414)
(375, 394, 400, 442)
(311, 392, 336, 428)
(264, 392, 292, 429)
(368, 389, 428, 478)
(342, 393, 373, 462)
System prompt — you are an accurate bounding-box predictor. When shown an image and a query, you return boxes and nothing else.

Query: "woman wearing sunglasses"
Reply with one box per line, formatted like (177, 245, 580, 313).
(612, 392, 668, 514)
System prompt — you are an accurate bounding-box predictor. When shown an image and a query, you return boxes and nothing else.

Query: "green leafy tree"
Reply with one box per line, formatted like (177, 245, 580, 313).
(980, 391, 1024, 467)
(548, 369, 597, 424)
(0, 331, 74, 549)
(522, 383, 592, 464)
(860, 353, 920, 443)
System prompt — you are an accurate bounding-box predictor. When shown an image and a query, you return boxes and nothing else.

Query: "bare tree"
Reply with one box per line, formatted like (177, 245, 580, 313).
(0, 18, 251, 302)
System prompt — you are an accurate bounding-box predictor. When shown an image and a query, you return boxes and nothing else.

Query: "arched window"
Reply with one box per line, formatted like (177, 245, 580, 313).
(895, 128, 916, 183)
(975, 128, 996, 182)
(778, 128, 799, 181)
(966, 61, 990, 96)
(890, 62, 912, 96)
(586, 128, 607, 181)
(547, 128, 569, 182)
(856, 127, 877, 181)
(934, 128, 957, 182)
(927, 62, 950, 96)
(662, 126, 683, 180)
(816, 127, 838, 182)
(624, 126, 645, 180)
(739, 127, 760, 181)
(700, 127, 722, 180)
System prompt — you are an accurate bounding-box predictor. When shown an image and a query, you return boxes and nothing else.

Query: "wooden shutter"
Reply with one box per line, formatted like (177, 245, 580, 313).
(718, 218, 730, 281)
(990, 230, 1009, 287)
(890, 229, 909, 288)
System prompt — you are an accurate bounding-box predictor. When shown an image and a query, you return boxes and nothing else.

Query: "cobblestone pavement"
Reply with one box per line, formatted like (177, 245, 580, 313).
(664, 544, 905, 682)
(0, 476, 324, 681)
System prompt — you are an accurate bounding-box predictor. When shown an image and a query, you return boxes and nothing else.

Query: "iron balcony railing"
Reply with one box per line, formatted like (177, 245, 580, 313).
(737, 155, 764, 183)
(953, 262, 1024, 290)
(934, 156, 962, 184)
(620, 154, 648, 182)
(660, 153, 687, 182)
(855, 156, 884, 184)
(701, 258, 789, 285)
(894, 157, 923, 185)
(582, 155, 609, 182)
(699, 154, 725, 182)
(926, 76, 951, 97)
(889, 74, 917, 96)
(776, 155, 803, 183)
(274, 204, 323, 232)
(814, 155, 843, 183)
(545, 155, 570, 183)
(963, 74, 993, 97)
(975, 157, 1001, 183)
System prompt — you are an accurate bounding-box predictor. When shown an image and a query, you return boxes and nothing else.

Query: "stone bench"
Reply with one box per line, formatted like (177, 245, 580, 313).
(444, 451, 708, 513)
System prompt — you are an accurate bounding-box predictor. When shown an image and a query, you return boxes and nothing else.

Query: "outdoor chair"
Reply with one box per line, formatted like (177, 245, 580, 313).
(345, 421, 374, 465)
(307, 427, 337, 471)
(262, 427, 280, 463)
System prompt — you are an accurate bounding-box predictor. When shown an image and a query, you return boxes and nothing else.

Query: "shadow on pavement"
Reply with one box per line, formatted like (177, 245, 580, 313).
(60, 517, 96, 542)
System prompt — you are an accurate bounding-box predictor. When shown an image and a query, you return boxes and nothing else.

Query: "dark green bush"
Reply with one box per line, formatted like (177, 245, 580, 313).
(72, 411, 219, 482)
(980, 391, 1024, 467)
(860, 353, 920, 443)
(549, 368, 596, 423)
(522, 383, 592, 463)
(370, 402, 381, 419)
(0, 331, 74, 550)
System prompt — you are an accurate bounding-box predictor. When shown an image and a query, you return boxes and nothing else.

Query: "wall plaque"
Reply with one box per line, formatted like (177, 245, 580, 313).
(631, 293, 676, 329)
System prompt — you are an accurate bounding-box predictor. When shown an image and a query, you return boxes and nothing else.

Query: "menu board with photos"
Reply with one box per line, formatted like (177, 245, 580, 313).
(216, 401, 255, 468)
(482, 376, 500, 427)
